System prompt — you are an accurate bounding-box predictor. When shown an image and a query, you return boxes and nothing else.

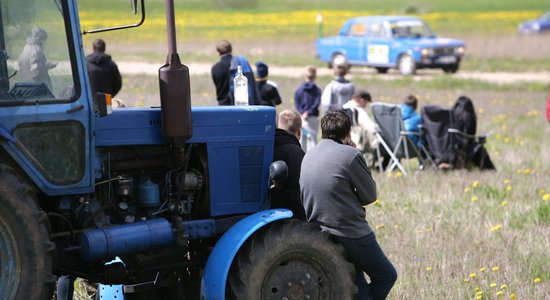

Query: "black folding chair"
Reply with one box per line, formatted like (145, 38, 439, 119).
(371, 103, 434, 175)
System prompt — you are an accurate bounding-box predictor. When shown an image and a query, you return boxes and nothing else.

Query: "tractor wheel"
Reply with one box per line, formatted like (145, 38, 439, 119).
(0, 166, 56, 300)
(227, 219, 357, 300)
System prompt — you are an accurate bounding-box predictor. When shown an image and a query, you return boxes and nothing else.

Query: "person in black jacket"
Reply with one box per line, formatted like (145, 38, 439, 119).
(271, 109, 306, 219)
(86, 39, 122, 100)
(211, 40, 233, 105)
(255, 61, 282, 107)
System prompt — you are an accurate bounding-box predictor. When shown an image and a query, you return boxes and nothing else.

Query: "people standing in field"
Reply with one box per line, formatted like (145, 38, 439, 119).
(294, 65, 322, 150)
(211, 40, 261, 106)
(300, 110, 397, 300)
(321, 58, 355, 112)
(211, 40, 234, 105)
(86, 39, 122, 99)
(343, 90, 379, 167)
(255, 61, 282, 107)
(271, 109, 306, 220)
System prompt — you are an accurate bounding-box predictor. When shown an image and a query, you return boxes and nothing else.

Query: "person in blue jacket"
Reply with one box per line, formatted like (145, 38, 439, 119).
(399, 94, 423, 147)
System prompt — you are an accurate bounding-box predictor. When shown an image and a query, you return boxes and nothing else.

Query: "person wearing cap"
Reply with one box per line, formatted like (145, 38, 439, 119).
(255, 61, 282, 107)
(321, 58, 355, 112)
(18, 26, 58, 91)
(343, 90, 379, 167)
(211, 40, 233, 105)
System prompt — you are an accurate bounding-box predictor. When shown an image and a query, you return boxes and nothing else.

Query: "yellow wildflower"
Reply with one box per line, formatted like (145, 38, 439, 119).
(493, 266, 500, 271)
(503, 179, 509, 185)
(426, 267, 432, 271)
(496, 290, 503, 296)
(523, 168, 531, 174)
(373, 199, 381, 206)
(543, 194, 549, 201)
(491, 225, 502, 232)
(510, 292, 516, 300)
(471, 196, 479, 202)
(505, 186, 512, 192)
(500, 201, 508, 207)
(480, 267, 487, 272)
(463, 278, 470, 282)
(500, 284, 507, 289)
(375, 224, 385, 230)
(464, 187, 471, 193)
(534, 277, 541, 283)
(503, 137, 510, 143)
(490, 283, 497, 287)
(470, 273, 477, 278)
(472, 180, 479, 188)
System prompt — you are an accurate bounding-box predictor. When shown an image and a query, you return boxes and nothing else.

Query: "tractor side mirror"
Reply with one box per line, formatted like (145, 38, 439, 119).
(269, 160, 288, 188)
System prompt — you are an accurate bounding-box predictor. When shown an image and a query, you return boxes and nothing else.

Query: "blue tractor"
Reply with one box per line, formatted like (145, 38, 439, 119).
(0, 0, 356, 299)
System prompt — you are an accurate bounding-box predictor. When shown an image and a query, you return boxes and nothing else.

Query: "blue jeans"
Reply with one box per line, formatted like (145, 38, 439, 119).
(335, 232, 397, 300)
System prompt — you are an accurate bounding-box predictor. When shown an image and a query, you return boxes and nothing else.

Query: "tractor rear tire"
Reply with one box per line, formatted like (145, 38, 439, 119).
(227, 219, 357, 300)
(0, 165, 56, 300)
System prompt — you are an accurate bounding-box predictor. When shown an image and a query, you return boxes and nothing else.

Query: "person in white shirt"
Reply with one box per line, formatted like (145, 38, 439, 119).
(343, 90, 379, 167)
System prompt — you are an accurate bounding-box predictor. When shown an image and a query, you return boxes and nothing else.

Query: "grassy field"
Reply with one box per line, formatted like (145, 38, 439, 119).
(73, 1, 549, 299)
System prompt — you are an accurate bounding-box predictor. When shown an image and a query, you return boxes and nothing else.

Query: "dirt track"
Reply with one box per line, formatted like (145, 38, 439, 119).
(118, 61, 550, 84)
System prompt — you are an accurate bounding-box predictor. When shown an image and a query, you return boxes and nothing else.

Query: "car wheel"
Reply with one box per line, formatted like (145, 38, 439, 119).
(442, 64, 459, 73)
(329, 53, 347, 69)
(375, 67, 389, 74)
(226, 219, 357, 300)
(398, 54, 416, 75)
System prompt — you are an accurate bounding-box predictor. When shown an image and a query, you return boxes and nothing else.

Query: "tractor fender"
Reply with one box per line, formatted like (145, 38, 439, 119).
(200, 208, 293, 300)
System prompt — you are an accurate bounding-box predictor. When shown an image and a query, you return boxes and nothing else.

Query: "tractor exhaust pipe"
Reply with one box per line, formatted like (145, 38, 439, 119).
(159, 0, 192, 150)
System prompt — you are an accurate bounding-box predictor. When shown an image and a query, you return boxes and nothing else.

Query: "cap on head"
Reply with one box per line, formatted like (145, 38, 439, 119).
(255, 61, 269, 79)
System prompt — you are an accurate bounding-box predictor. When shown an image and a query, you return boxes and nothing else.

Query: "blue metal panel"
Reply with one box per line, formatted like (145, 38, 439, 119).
(95, 106, 276, 146)
(200, 209, 293, 300)
(0, 0, 95, 195)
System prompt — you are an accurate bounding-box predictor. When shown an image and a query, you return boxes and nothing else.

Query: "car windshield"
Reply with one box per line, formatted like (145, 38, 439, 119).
(390, 19, 434, 38)
(541, 11, 550, 20)
(0, 0, 76, 102)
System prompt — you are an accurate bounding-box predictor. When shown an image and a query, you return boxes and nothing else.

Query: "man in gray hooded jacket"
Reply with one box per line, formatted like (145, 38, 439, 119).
(300, 110, 397, 300)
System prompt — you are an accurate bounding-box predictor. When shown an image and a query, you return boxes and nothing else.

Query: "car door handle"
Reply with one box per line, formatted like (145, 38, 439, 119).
(67, 104, 84, 113)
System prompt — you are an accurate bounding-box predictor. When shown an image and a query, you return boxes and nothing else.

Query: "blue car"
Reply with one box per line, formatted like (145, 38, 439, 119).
(316, 16, 466, 75)
(518, 10, 550, 34)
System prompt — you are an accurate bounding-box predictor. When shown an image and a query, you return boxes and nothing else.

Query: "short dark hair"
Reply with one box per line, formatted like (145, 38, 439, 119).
(403, 94, 418, 110)
(93, 39, 106, 52)
(321, 110, 351, 140)
(216, 40, 232, 55)
(353, 89, 371, 102)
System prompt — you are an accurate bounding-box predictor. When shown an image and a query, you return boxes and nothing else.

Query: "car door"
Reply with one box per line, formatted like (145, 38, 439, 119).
(0, 0, 94, 195)
(344, 21, 367, 64)
(365, 21, 391, 67)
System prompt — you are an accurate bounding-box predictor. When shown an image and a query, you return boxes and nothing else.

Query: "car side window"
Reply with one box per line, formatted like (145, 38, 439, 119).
(348, 23, 367, 37)
(368, 22, 388, 38)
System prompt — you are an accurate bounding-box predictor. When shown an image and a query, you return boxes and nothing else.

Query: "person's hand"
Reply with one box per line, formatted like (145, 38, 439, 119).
(302, 112, 309, 119)
(47, 61, 58, 69)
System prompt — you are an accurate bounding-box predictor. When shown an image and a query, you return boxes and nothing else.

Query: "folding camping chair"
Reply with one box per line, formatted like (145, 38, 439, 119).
(371, 103, 434, 175)
(421, 103, 495, 170)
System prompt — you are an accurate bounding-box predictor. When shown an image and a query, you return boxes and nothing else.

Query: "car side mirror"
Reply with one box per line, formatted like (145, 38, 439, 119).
(269, 160, 288, 187)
